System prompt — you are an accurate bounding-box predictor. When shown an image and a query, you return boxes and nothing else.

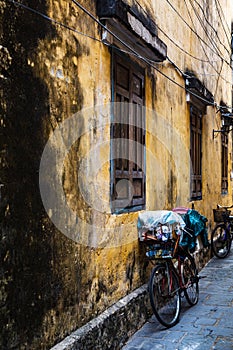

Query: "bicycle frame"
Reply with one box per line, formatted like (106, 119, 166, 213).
(161, 252, 192, 295)
(211, 204, 233, 258)
(225, 220, 233, 237)
(148, 249, 199, 328)
(216, 204, 233, 232)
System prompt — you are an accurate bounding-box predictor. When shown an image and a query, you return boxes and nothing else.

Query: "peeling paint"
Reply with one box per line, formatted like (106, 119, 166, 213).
(0, 0, 232, 349)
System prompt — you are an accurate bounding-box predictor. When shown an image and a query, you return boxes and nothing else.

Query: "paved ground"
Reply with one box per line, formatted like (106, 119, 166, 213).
(122, 248, 233, 350)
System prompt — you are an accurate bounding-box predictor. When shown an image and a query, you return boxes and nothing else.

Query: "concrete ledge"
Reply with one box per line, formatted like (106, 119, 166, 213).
(51, 247, 211, 350)
(194, 246, 211, 271)
(50, 284, 152, 350)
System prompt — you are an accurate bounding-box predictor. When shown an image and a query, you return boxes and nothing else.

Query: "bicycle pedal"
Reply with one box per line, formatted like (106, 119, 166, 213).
(198, 275, 207, 279)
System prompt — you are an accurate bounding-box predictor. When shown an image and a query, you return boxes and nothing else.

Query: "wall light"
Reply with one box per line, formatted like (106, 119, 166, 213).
(213, 112, 233, 138)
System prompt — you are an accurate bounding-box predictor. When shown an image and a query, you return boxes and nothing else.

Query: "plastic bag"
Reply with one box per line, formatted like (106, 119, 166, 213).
(138, 210, 186, 241)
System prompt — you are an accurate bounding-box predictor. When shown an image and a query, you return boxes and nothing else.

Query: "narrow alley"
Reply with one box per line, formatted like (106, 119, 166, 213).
(123, 249, 233, 350)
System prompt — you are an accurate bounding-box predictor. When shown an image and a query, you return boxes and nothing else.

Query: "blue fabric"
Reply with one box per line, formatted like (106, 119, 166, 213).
(180, 209, 209, 252)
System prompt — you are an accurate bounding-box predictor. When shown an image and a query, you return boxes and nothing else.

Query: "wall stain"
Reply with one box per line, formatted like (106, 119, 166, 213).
(0, 1, 86, 348)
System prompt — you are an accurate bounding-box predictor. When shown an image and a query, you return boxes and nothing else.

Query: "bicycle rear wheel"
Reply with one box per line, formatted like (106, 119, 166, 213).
(182, 255, 199, 305)
(211, 223, 232, 258)
(148, 263, 181, 328)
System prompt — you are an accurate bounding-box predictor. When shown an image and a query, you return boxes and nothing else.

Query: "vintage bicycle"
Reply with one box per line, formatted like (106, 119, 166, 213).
(211, 204, 233, 258)
(138, 211, 199, 328)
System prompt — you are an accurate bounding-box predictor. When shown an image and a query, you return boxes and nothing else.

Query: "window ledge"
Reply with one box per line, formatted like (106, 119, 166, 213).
(185, 75, 214, 110)
(97, 0, 167, 62)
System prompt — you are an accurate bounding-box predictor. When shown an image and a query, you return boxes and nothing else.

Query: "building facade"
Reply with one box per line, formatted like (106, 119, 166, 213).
(0, 0, 233, 348)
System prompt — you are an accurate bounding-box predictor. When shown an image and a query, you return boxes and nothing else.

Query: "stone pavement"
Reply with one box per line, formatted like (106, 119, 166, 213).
(122, 248, 233, 350)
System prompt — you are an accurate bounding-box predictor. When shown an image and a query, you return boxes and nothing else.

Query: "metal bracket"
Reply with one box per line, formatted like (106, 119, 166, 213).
(213, 128, 232, 138)
(213, 129, 224, 138)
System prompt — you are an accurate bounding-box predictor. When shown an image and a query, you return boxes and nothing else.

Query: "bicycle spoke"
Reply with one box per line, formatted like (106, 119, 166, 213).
(182, 255, 199, 306)
(148, 263, 181, 328)
(211, 223, 232, 258)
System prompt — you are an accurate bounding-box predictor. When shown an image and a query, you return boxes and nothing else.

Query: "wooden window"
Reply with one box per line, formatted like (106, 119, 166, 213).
(221, 132, 228, 194)
(190, 105, 202, 200)
(111, 52, 145, 212)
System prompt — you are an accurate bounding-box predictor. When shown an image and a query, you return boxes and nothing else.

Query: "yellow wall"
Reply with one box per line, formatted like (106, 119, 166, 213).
(36, 0, 232, 344)
(2, 0, 232, 347)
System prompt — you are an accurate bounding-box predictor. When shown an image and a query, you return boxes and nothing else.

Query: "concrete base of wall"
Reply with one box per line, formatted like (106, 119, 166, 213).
(50, 284, 152, 350)
(194, 246, 211, 271)
(50, 246, 211, 350)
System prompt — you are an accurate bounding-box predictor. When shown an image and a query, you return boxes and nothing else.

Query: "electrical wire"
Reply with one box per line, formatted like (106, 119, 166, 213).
(188, 0, 230, 66)
(6, 0, 151, 64)
(157, 24, 216, 63)
(164, 0, 231, 66)
(135, 0, 231, 57)
(214, 0, 232, 44)
(112, 0, 231, 68)
(214, 57, 224, 97)
(166, 56, 186, 77)
(156, 15, 232, 85)
(185, 0, 232, 88)
(192, 0, 231, 55)
(158, 3, 232, 86)
(184, 0, 231, 87)
(6, 0, 102, 43)
(183, 0, 217, 69)
(188, 0, 223, 58)
(67, 0, 233, 110)
(5, 0, 232, 110)
(70, 0, 221, 108)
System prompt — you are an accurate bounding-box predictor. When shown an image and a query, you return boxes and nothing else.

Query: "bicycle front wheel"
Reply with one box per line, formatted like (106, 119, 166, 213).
(211, 223, 232, 258)
(182, 255, 199, 306)
(148, 263, 181, 328)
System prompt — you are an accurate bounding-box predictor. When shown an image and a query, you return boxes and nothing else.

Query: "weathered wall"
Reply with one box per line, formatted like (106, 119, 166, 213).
(146, 0, 233, 230)
(0, 0, 232, 349)
(0, 1, 148, 348)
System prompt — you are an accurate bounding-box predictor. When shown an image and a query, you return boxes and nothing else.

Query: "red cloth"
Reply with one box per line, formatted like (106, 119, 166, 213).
(172, 207, 189, 214)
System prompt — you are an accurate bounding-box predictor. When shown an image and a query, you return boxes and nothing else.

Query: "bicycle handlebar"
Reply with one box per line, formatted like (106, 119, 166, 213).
(217, 204, 233, 209)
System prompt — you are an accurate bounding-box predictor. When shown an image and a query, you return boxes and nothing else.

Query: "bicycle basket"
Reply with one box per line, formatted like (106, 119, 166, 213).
(213, 208, 230, 222)
(145, 240, 175, 259)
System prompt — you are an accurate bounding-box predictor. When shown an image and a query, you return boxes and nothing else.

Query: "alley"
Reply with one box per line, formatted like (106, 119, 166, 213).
(1, 1, 233, 348)
(122, 248, 233, 350)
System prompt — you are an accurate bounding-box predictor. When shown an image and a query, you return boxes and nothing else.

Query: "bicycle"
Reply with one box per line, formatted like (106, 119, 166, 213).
(211, 204, 233, 258)
(144, 232, 199, 328)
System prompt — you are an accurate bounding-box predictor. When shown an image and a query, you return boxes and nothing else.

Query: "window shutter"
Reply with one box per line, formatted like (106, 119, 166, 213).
(111, 53, 145, 211)
(190, 106, 202, 200)
(221, 133, 228, 194)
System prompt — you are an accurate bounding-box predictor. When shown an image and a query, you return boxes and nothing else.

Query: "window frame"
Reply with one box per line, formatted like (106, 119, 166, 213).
(110, 50, 146, 214)
(221, 132, 228, 194)
(190, 104, 202, 201)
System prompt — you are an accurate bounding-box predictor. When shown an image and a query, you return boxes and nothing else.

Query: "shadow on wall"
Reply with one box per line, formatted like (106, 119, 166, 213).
(0, 1, 83, 348)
